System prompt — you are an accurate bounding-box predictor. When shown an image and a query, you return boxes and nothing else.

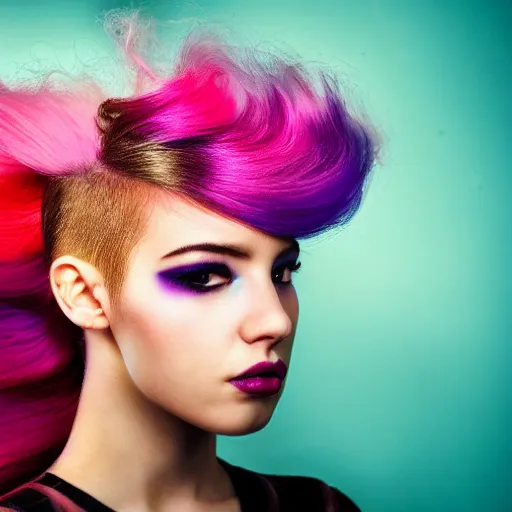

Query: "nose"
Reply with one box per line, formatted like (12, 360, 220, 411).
(238, 283, 296, 346)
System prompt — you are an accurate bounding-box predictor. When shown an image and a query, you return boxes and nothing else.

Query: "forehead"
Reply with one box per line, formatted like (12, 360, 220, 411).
(138, 192, 283, 255)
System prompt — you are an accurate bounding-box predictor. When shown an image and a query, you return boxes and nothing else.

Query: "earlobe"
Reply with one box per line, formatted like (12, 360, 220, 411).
(49, 256, 110, 330)
(83, 307, 105, 329)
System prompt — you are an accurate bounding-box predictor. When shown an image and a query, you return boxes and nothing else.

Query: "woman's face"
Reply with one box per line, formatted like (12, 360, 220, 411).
(110, 194, 300, 435)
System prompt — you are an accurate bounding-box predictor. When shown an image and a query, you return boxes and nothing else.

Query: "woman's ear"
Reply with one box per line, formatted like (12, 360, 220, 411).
(49, 255, 110, 330)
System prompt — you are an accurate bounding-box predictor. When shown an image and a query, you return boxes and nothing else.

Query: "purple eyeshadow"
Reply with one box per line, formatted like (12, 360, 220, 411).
(156, 262, 233, 296)
(156, 255, 301, 296)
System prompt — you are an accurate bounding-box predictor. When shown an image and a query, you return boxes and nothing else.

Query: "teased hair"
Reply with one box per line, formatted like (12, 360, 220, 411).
(0, 9, 380, 499)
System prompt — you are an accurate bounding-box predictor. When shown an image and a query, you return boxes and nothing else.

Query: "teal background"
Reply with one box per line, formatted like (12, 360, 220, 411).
(1, 1, 510, 510)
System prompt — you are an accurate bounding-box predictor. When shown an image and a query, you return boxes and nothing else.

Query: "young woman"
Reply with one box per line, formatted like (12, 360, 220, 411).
(0, 11, 379, 512)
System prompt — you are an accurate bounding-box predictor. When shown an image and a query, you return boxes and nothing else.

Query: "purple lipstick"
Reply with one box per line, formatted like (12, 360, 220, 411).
(230, 359, 288, 397)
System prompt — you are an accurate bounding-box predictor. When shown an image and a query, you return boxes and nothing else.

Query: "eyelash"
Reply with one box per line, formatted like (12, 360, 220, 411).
(161, 261, 302, 293)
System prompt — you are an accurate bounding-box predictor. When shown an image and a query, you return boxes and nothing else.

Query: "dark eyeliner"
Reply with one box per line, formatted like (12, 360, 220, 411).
(157, 262, 233, 294)
(157, 258, 302, 296)
(273, 259, 302, 285)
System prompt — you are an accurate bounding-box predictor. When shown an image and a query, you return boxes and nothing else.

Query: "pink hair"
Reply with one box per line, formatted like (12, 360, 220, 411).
(0, 83, 103, 496)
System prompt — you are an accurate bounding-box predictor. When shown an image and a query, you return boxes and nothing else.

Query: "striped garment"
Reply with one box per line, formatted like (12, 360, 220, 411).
(0, 459, 361, 511)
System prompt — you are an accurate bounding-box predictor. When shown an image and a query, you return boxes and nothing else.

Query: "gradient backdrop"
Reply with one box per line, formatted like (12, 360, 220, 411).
(0, 1, 510, 511)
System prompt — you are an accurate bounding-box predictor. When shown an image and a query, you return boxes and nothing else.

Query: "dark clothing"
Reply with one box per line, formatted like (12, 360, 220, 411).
(0, 459, 361, 511)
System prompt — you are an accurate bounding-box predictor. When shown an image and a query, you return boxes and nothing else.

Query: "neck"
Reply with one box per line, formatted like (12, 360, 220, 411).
(49, 330, 235, 511)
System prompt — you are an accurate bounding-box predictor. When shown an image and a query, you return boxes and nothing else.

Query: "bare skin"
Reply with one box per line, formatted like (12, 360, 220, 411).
(48, 195, 300, 511)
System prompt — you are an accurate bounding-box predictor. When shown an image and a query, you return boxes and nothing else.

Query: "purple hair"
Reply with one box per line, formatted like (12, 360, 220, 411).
(98, 27, 376, 239)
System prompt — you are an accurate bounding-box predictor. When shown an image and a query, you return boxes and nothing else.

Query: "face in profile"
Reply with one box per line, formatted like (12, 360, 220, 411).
(108, 194, 301, 436)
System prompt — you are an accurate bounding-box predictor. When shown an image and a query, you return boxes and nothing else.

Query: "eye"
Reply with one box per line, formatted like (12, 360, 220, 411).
(158, 263, 233, 294)
(181, 269, 231, 290)
(273, 261, 302, 285)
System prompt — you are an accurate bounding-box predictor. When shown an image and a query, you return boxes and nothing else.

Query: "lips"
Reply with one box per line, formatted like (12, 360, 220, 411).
(233, 359, 288, 380)
(230, 360, 288, 397)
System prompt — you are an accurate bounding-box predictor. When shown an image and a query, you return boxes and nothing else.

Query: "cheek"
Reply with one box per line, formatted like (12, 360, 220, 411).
(112, 282, 230, 393)
(113, 290, 245, 428)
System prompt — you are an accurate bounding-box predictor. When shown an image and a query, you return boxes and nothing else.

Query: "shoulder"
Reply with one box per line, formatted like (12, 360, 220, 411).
(0, 488, 54, 512)
(221, 459, 361, 511)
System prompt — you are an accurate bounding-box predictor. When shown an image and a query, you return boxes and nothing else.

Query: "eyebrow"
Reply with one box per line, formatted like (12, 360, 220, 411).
(160, 239, 300, 260)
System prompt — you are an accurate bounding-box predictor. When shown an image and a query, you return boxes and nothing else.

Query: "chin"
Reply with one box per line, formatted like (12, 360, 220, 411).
(209, 399, 278, 436)
(215, 416, 273, 437)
